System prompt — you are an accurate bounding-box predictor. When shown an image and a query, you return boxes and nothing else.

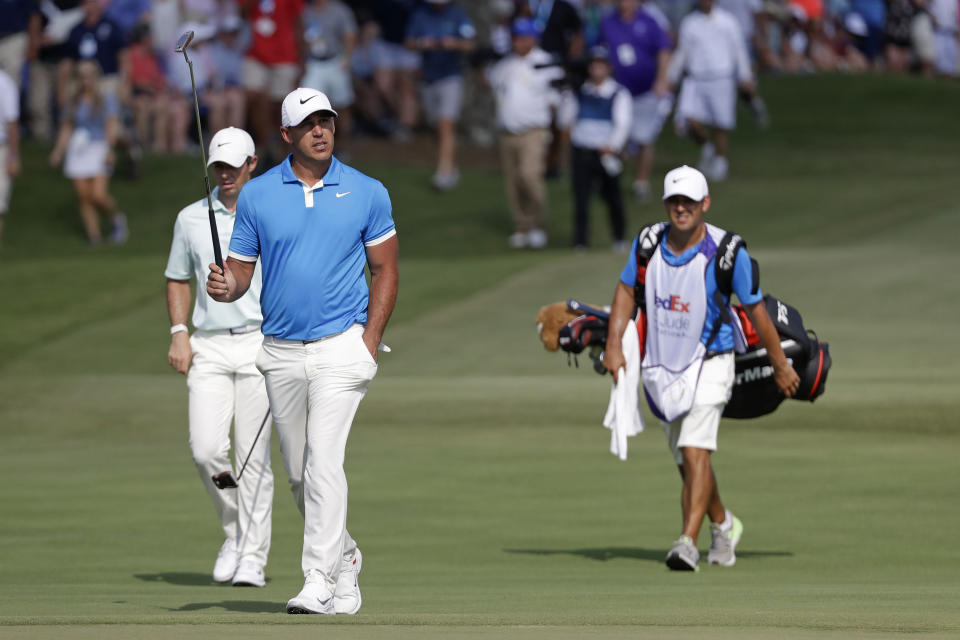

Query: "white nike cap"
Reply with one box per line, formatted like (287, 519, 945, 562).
(662, 165, 709, 201)
(281, 88, 339, 127)
(206, 127, 255, 168)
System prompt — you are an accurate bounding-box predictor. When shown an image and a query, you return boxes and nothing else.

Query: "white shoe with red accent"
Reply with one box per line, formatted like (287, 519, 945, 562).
(334, 549, 363, 615)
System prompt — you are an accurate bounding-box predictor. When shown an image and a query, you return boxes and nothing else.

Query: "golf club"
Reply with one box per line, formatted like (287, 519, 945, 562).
(175, 30, 222, 270)
(211, 409, 271, 490)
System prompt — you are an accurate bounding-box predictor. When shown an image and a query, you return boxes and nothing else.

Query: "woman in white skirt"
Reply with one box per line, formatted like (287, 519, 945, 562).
(49, 60, 128, 246)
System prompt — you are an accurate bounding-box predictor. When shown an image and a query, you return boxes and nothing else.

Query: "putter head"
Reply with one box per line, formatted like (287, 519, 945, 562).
(175, 30, 195, 53)
(211, 471, 238, 489)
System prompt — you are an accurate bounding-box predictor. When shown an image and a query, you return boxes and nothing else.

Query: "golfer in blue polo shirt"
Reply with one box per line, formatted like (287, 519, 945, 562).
(207, 87, 398, 616)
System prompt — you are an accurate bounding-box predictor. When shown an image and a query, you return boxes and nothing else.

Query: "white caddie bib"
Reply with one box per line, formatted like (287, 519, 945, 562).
(641, 245, 709, 422)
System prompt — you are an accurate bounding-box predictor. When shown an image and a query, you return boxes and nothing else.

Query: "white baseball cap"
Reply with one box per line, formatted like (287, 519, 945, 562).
(281, 88, 339, 127)
(662, 165, 709, 201)
(206, 127, 255, 168)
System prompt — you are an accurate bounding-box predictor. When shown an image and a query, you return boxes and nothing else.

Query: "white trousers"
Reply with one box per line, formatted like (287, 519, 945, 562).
(256, 324, 377, 588)
(187, 330, 273, 566)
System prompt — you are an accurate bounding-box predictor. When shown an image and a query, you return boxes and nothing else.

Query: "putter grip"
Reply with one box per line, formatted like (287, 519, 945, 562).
(208, 208, 223, 269)
(204, 174, 223, 269)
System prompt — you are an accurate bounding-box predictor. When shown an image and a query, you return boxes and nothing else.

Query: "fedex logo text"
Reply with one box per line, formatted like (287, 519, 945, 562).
(654, 295, 691, 312)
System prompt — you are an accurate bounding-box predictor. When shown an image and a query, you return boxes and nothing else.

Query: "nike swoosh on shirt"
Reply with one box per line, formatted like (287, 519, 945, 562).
(336, 191, 350, 198)
(300, 95, 317, 105)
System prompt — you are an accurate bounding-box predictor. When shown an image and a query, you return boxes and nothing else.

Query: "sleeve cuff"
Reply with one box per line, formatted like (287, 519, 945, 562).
(228, 251, 258, 262)
(364, 228, 396, 247)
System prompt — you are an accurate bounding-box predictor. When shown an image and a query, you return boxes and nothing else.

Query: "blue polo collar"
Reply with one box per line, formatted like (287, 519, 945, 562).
(280, 154, 342, 187)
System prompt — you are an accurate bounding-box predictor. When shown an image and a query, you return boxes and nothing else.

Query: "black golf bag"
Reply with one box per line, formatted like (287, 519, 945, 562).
(722, 295, 831, 418)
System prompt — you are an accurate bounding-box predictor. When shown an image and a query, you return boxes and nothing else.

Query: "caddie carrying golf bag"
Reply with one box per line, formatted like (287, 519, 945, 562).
(554, 224, 832, 419)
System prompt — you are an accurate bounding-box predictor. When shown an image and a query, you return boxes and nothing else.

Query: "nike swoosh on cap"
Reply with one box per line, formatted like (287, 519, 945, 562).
(300, 95, 317, 105)
(217, 142, 231, 147)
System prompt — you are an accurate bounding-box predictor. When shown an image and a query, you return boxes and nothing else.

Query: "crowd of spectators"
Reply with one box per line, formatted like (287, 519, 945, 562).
(0, 0, 957, 247)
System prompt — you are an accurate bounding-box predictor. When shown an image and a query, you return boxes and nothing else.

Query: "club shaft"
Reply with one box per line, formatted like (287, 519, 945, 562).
(182, 49, 222, 269)
(235, 409, 271, 482)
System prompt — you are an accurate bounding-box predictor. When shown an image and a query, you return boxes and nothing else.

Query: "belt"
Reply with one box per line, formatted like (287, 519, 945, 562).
(229, 324, 261, 335)
(705, 349, 733, 360)
(301, 329, 347, 345)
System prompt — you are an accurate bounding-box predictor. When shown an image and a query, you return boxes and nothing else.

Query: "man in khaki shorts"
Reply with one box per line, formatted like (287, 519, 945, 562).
(242, 0, 305, 158)
(165, 127, 274, 587)
(603, 165, 799, 571)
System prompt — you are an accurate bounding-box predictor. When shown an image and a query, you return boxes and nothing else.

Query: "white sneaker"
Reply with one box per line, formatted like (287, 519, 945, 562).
(232, 559, 266, 587)
(334, 549, 363, 614)
(527, 228, 548, 250)
(698, 142, 716, 173)
(507, 232, 528, 249)
(710, 156, 729, 182)
(431, 169, 460, 191)
(212, 539, 239, 583)
(286, 572, 336, 614)
(110, 213, 129, 244)
(632, 180, 651, 203)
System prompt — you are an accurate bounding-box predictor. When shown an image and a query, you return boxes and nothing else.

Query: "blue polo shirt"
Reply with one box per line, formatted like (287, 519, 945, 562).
(405, 3, 475, 83)
(228, 155, 396, 341)
(619, 230, 761, 351)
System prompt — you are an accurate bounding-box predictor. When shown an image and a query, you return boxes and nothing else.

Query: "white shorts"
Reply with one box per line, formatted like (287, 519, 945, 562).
(243, 58, 300, 100)
(302, 56, 355, 106)
(630, 91, 673, 145)
(64, 131, 109, 179)
(677, 76, 737, 130)
(661, 352, 735, 465)
(934, 30, 959, 76)
(0, 144, 9, 214)
(374, 40, 421, 71)
(420, 75, 464, 123)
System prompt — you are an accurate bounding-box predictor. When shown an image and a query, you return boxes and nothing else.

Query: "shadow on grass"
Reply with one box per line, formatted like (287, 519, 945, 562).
(134, 572, 216, 586)
(169, 600, 283, 613)
(504, 547, 794, 563)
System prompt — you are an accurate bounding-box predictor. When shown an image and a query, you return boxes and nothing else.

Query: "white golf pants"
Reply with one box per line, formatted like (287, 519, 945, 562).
(187, 330, 273, 566)
(256, 324, 377, 588)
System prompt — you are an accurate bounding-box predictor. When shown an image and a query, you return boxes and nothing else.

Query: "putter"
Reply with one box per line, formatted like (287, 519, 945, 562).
(212, 409, 271, 490)
(175, 30, 222, 270)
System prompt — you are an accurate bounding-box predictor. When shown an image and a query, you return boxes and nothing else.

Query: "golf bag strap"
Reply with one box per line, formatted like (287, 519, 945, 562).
(633, 222, 667, 311)
(713, 231, 759, 324)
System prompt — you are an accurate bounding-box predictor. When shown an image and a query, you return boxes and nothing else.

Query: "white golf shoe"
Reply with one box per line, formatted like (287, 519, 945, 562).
(286, 572, 336, 615)
(527, 228, 548, 250)
(212, 539, 239, 583)
(232, 560, 266, 587)
(334, 549, 363, 615)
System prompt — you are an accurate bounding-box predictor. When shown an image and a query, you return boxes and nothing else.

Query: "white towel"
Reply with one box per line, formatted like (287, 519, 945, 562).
(602, 319, 645, 460)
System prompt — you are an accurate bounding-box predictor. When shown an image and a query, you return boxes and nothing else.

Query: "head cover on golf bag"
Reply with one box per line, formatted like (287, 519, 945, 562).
(557, 299, 609, 354)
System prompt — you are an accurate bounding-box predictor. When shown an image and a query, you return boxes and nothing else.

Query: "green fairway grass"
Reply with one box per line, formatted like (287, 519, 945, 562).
(1, 74, 959, 638)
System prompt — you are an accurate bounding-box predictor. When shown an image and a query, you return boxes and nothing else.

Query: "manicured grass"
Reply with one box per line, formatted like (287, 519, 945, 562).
(1, 74, 958, 637)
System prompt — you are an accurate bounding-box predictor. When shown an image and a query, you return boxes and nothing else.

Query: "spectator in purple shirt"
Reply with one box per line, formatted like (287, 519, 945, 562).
(600, 0, 672, 202)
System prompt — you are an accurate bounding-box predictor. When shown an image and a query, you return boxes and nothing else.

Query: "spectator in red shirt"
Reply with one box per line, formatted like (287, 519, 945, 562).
(241, 0, 306, 158)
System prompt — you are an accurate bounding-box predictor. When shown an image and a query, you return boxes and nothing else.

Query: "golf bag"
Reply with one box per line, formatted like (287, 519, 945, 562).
(722, 295, 831, 418)
(555, 224, 832, 418)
